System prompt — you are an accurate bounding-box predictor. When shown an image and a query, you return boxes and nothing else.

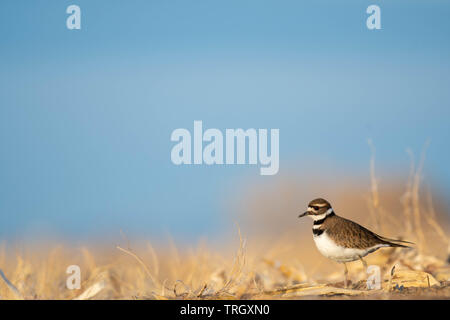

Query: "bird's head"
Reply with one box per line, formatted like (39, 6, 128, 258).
(299, 198, 333, 220)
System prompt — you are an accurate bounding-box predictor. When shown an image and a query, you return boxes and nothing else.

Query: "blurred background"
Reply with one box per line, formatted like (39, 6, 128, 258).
(0, 0, 449, 249)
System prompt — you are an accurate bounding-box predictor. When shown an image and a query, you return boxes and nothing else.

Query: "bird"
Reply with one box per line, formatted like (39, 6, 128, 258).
(298, 198, 413, 287)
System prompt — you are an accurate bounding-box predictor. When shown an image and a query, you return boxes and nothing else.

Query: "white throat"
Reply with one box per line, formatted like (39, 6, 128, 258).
(308, 208, 333, 221)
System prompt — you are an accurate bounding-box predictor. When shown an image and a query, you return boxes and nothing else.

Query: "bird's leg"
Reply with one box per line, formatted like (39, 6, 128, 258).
(359, 255, 368, 270)
(343, 262, 348, 288)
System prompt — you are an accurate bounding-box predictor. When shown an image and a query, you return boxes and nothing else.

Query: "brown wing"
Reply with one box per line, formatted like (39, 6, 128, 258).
(323, 215, 403, 249)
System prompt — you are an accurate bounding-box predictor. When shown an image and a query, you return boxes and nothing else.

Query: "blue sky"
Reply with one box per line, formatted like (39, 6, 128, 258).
(0, 1, 449, 241)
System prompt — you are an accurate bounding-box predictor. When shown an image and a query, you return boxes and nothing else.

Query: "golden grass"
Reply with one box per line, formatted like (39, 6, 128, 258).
(0, 146, 449, 300)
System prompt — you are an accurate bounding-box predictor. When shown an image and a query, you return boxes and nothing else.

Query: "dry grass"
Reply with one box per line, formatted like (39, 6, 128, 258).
(0, 146, 449, 300)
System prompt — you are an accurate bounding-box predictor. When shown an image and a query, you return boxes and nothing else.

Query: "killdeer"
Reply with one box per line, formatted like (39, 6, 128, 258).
(299, 198, 412, 287)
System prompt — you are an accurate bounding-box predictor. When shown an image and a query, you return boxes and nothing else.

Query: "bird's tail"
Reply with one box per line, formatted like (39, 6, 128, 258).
(378, 236, 414, 248)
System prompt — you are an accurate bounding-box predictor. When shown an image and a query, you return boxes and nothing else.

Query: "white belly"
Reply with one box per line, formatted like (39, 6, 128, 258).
(313, 232, 384, 263)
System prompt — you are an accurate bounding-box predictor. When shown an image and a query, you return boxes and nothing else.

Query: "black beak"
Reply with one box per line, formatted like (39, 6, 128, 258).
(298, 211, 308, 218)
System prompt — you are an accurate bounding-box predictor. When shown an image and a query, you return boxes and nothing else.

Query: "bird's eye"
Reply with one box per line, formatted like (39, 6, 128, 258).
(312, 206, 319, 211)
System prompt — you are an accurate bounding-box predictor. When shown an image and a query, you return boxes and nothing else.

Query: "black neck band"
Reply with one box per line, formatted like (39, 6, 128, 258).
(313, 211, 334, 225)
